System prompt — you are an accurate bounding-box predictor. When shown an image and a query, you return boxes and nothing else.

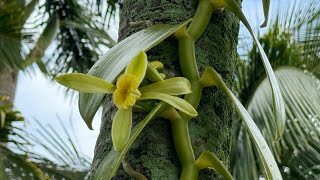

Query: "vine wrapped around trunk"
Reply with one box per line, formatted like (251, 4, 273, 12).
(90, 0, 240, 179)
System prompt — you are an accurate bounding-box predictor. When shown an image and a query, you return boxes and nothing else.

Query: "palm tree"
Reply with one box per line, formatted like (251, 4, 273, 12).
(0, 0, 117, 104)
(0, 96, 91, 179)
(0, 0, 118, 179)
(232, 0, 320, 179)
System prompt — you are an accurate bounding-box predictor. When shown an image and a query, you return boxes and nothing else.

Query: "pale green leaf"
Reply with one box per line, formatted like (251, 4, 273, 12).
(139, 77, 192, 95)
(125, 51, 148, 85)
(55, 73, 115, 94)
(139, 92, 198, 117)
(216, 0, 285, 141)
(203, 66, 282, 180)
(111, 108, 132, 152)
(79, 19, 192, 129)
(195, 151, 233, 180)
(94, 102, 168, 180)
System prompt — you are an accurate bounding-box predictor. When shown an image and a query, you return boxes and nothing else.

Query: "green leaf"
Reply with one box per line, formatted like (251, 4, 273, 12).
(111, 108, 132, 152)
(261, 0, 270, 27)
(79, 19, 192, 129)
(55, 73, 116, 93)
(214, 0, 285, 141)
(125, 51, 148, 85)
(94, 102, 168, 180)
(202, 66, 282, 180)
(139, 92, 198, 117)
(139, 77, 192, 95)
(195, 151, 233, 180)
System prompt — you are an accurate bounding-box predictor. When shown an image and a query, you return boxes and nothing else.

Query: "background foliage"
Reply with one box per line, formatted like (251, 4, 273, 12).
(232, 0, 320, 179)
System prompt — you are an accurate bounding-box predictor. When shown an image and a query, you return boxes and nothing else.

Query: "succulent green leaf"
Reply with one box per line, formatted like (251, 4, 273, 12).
(139, 77, 192, 95)
(55, 73, 116, 93)
(203, 66, 282, 180)
(78, 19, 192, 129)
(125, 51, 148, 85)
(94, 102, 168, 180)
(261, 0, 270, 27)
(215, 0, 285, 141)
(111, 108, 132, 152)
(139, 92, 198, 117)
(195, 151, 234, 180)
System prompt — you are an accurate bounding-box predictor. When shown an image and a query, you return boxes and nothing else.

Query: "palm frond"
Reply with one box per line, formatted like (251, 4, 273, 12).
(0, 1, 37, 71)
(1, 0, 118, 75)
(236, 0, 320, 102)
(272, 0, 320, 70)
(235, 28, 304, 103)
(0, 96, 90, 179)
(37, 0, 117, 75)
(232, 67, 320, 179)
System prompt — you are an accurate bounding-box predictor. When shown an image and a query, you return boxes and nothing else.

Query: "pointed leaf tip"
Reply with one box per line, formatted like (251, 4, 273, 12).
(260, 0, 270, 28)
(220, 0, 286, 141)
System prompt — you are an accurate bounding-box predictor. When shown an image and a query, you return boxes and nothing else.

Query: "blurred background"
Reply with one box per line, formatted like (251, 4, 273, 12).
(0, 0, 319, 179)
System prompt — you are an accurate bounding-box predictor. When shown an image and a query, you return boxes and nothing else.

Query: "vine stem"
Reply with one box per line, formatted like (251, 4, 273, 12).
(162, 108, 198, 180)
(169, 0, 214, 179)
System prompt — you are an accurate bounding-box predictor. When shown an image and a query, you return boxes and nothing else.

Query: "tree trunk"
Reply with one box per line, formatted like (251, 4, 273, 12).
(91, 0, 240, 179)
(0, 69, 18, 106)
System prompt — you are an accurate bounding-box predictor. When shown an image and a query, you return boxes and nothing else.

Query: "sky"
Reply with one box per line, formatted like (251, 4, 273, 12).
(12, 0, 264, 163)
(14, 68, 102, 160)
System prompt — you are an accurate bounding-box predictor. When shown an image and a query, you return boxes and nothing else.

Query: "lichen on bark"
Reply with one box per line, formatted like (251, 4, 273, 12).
(91, 0, 240, 179)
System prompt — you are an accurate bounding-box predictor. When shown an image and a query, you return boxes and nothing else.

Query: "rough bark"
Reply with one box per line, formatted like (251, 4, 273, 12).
(0, 69, 18, 106)
(91, 0, 240, 179)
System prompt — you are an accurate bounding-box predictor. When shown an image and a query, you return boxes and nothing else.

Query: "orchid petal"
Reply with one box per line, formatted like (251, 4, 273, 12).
(125, 51, 148, 86)
(112, 107, 132, 152)
(55, 73, 115, 93)
(139, 77, 192, 95)
(139, 92, 198, 117)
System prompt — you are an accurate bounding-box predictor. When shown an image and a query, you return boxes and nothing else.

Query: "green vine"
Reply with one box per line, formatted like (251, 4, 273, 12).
(55, 0, 285, 179)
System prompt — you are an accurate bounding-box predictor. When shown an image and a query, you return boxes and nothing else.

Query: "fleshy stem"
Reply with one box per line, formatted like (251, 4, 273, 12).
(170, 0, 214, 179)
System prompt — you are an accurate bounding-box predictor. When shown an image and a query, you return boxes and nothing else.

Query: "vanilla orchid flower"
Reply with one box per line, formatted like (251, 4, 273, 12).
(55, 51, 197, 151)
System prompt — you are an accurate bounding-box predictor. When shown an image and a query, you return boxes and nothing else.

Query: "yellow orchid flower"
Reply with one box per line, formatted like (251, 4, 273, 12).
(56, 51, 197, 151)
